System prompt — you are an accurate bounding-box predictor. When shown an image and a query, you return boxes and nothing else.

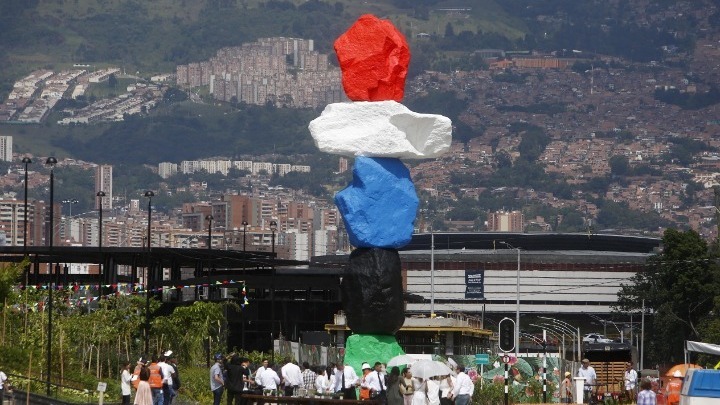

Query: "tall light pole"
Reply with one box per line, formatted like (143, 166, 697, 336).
(45, 156, 57, 396)
(242, 220, 248, 252)
(22, 157, 31, 250)
(430, 228, 435, 318)
(96, 191, 105, 250)
(144, 191, 154, 250)
(62, 198, 78, 218)
(270, 220, 277, 254)
(501, 241, 521, 358)
(269, 220, 277, 362)
(143, 190, 154, 355)
(540, 316, 581, 363)
(206, 215, 214, 250)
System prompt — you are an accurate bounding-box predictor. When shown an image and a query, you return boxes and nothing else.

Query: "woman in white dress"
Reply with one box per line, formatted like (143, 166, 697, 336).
(426, 377, 440, 405)
(411, 377, 427, 405)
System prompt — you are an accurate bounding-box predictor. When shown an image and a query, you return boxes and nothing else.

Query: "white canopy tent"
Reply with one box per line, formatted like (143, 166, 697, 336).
(685, 341, 720, 364)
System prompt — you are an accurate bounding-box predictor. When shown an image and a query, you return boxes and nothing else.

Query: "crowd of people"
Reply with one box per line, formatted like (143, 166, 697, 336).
(201, 355, 474, 405)
(128, 351, 181, 405)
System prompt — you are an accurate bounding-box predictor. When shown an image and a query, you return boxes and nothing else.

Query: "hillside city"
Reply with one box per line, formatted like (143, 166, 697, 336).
(1, 23, 720, 255)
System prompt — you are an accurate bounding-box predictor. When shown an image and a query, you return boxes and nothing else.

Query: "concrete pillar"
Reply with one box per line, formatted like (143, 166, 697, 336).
(573, 377, 586, 404)
(445, 331, 454, 355)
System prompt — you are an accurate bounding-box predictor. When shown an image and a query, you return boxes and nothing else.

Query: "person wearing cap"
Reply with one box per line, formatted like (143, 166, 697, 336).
(210, 353, 225, 405)
(577, 359, 596, 403)
(560, 371, 573, 403)
(624, 362, 638, 403)
(332, 361, 359, 400)
(666, 370, 683, 405)
(359, 363, 373, 400)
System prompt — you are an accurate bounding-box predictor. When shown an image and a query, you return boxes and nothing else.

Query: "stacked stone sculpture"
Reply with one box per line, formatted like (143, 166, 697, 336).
(309, 14, 452, 369)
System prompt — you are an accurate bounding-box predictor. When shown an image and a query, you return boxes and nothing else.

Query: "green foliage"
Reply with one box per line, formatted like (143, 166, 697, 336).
(609, 155, 630, 176)
(654, 87, 720, 110)
(617, 229, 720, 363)
(472, 380, 507, 405)
(596, 200, 672, 231)
(54, 103, 320, 165)
(179, 366, 215, 404)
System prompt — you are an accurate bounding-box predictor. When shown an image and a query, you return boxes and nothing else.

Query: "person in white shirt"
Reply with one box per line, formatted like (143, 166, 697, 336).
(158, 353, 176, 405)
(315, 368, 331, 395)
(439, 374, 456, 405)
(362, 362, 387, 402)
(255, 359, 269, 390)
(332, 362, 359, 400)
(426, 377, 441, 405)
(624, 362, 638, 402)
(258, 363, 281, 392)
(280, 360, 303, 396)
(121, 362, 133, 405)
(452, 365, 474, 405)
(578, 359, 597, 403)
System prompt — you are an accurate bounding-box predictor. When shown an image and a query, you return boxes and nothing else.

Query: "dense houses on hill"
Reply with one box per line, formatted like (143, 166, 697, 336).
(176, 37, 345, 108)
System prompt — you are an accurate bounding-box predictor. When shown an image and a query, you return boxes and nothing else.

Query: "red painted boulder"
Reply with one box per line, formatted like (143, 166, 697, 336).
(334, 14, 410, 102)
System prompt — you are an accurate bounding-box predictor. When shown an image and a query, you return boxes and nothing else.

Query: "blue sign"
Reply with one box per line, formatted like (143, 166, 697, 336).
(465, 269, 484, 299)
(475, 353, 490, 365)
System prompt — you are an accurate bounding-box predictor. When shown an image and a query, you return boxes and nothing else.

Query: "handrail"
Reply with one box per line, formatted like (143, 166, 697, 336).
(6, 372, 96, 404)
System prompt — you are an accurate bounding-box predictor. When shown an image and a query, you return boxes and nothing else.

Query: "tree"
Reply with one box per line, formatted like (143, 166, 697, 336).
(609, 155, 630, 176)
(108, 73, 118, 89)
(616, 229, 720, 363)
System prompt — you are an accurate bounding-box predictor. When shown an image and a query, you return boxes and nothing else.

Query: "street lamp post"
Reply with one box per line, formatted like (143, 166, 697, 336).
(62, 198, 79, 218)
(539, 316, 581, 363)
(269, 220, 277, 361)
(501, 242, 521, 358)
(270, 221, 277, 254)
(242, 221, 248, 252)
(206, 215, 214, 250)
(45, 156, 57, 396)
(22, 157, 31, 250)
(143, 190, 154, 355)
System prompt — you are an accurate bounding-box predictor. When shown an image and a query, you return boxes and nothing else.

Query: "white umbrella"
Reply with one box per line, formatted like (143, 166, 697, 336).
(387, 354, 417, 368)
(410, 360, 452, 379)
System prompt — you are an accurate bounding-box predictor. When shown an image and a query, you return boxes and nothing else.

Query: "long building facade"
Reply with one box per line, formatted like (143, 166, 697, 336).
(398, 233, 659, 316)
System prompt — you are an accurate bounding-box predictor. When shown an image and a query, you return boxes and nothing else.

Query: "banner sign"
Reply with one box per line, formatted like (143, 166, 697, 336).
(465, 269, 485, 299)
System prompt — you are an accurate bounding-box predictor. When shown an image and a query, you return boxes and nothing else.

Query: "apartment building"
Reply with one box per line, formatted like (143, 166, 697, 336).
(0, 136, 12, 162)
(95, 165, 113, 210)
(487, 210, 524, 232)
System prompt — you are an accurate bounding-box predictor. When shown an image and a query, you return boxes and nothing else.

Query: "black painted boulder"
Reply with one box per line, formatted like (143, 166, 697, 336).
(341, 247, 405, 334)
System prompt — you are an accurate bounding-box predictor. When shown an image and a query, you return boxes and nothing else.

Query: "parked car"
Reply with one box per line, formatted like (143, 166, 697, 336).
(583, 333, 613, 343)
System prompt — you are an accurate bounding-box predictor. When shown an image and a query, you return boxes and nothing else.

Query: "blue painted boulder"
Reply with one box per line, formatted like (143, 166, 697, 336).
(335, 157, 418, 248)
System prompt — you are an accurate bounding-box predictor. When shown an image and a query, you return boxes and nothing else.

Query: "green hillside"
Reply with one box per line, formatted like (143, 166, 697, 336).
(0, 0, 526, 99)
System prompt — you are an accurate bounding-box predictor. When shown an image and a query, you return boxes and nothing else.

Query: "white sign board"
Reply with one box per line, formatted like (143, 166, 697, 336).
(97, 382, 107, 392)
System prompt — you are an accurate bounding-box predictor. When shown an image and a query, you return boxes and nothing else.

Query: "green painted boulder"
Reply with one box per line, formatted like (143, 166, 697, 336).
(343, 334, 405, 374)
